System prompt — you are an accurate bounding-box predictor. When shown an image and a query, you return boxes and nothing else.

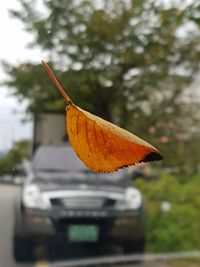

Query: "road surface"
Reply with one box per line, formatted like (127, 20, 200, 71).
(0, 184, 192, 267)
(0, 184, 33, 267)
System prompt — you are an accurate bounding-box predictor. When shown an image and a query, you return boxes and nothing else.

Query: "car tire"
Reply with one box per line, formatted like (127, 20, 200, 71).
(13, 235, 34, 262)
(123, 238, 145, 254)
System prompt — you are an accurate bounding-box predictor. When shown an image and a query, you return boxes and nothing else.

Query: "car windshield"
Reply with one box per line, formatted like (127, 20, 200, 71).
(32, 145, 130, 184)
(32, 145, 88, 172)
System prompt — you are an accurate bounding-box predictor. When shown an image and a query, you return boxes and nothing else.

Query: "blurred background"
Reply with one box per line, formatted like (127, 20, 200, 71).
(0, 0, 200, 266)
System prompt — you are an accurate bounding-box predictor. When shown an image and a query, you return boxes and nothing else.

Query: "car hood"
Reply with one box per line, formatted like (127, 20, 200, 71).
(32, 170, 132, 193)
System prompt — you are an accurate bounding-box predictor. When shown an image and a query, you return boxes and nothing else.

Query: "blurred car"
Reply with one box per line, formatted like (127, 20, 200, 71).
(13, 144, 146, 262)
(0, 174, 13, 184)
(12, 163, 29, 185)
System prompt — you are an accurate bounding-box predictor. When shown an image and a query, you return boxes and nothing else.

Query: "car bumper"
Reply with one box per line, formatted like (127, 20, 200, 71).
(15, 205, 145, 245)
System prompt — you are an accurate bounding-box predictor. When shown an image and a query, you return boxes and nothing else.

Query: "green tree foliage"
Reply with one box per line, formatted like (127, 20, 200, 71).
(2, 0, 200, 171)
(135, 173, 200, 252)
(0, 140, 31, 175)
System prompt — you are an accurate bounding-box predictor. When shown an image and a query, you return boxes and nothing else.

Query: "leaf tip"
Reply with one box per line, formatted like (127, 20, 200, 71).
(140, 151, 163, 163)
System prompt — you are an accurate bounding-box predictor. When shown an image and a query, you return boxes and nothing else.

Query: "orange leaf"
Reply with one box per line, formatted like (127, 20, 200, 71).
(42, 61, 163, 173)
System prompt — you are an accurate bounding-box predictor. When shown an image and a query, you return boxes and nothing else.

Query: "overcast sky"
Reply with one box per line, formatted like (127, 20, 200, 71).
(0, 0, 46, 151)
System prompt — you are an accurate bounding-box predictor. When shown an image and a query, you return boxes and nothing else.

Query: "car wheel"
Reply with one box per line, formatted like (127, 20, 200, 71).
(123, 238, 145, 254)
(13, 235, 34, 262)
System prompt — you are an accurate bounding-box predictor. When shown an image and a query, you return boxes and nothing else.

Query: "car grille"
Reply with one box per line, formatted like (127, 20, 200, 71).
(51, 196, 116, 210)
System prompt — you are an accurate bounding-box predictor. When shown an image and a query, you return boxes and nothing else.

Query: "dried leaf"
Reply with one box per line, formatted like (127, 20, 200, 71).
(42, 61, 163, 173)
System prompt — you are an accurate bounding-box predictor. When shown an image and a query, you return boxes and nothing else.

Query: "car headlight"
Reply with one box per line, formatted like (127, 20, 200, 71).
(125, 187, 142, 209)
(23, 184, 50, 210)
(115, 187, 142, 210)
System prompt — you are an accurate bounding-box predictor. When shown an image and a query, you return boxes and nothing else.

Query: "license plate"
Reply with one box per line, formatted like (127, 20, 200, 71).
(68, 225, 99, 242)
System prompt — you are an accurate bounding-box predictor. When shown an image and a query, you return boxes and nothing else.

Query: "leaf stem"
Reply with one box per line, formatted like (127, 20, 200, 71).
(41, 60, 72, 105)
